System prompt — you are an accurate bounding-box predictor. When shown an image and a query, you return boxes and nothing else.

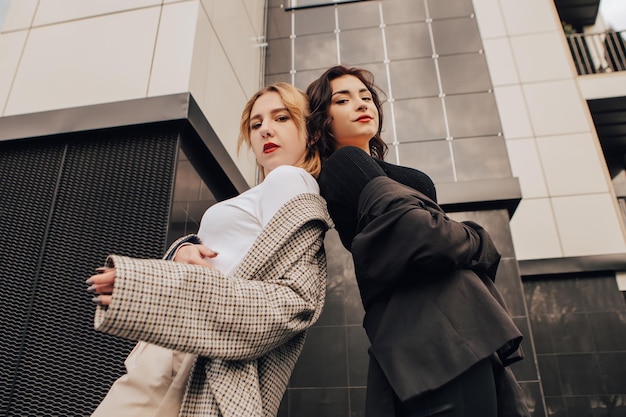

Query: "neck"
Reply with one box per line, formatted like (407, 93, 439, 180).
(336, 143, 370, 155)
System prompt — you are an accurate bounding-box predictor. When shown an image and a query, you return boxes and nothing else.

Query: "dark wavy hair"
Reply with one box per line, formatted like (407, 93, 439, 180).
(306, 65, 388, 161)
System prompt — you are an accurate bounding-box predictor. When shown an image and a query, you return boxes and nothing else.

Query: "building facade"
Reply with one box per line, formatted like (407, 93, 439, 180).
(0, 0, 624, 416)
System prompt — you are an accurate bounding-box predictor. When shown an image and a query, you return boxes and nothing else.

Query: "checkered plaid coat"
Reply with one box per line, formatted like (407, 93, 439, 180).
(94, 193, 332, 417)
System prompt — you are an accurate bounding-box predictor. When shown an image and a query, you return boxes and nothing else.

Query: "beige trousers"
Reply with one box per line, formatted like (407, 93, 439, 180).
(91, 342, 196, 417)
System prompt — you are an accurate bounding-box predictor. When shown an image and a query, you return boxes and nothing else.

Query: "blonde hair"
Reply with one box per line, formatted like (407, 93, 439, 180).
(237, 82, 321, 179)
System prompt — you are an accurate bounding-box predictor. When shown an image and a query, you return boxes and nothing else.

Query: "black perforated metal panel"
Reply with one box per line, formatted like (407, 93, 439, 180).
(0, 123, 179, 416)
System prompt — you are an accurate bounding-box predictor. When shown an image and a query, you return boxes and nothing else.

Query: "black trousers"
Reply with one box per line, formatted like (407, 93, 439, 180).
(396, 358, 497, 417)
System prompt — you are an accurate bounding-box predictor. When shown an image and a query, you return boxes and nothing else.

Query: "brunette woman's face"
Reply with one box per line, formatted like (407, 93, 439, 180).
(249, 91, 307, 176)
(328, 75, 379, 153)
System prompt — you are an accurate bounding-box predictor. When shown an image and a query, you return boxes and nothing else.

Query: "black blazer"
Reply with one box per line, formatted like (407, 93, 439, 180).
(330, 176, 523, 415)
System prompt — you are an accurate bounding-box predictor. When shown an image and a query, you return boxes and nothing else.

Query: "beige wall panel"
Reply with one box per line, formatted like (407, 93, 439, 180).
(0, 30, 27, 115)
(33, 0, 161, 26)
(148, 1, 199, 97)
(5, 8, 160, 116)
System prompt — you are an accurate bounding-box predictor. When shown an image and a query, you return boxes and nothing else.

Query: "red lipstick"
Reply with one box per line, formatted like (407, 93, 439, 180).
(264, 142, 279, 153)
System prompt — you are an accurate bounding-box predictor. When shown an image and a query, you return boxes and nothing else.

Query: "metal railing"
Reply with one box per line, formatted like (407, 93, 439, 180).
(567, 30, 626, 75)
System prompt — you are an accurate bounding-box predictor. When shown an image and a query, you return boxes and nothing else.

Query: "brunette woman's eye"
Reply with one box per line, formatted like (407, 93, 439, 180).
(335, 98, 348, 105)
(362, 96, 372, 101)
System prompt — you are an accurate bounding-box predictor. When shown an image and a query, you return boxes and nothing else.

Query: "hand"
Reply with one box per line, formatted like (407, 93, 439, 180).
(174, 244, 218, 268)
(86, 267, 116, 306)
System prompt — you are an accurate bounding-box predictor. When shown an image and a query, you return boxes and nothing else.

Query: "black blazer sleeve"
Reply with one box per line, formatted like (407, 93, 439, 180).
(351, 176, 501, 288)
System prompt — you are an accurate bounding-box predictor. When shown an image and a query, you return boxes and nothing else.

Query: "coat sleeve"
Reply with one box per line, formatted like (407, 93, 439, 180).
(94, 195, 331, 361)
(351, 176, 500, 287)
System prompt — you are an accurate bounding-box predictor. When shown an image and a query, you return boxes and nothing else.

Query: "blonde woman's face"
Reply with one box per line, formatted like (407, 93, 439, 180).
(249, 91, 307, 176)
(328, 75, 379, 153)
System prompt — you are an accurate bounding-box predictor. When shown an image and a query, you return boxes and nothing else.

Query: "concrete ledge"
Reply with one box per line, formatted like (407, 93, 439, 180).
(0, 93, 249, 194)
(519, 253, 626, 277)
(438, 177, 522, 217)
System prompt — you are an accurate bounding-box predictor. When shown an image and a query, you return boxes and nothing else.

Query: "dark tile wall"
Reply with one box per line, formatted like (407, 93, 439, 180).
(167, 142, 217, 247)
(524, 273, 626, 417)
(279, 230, 366, 417)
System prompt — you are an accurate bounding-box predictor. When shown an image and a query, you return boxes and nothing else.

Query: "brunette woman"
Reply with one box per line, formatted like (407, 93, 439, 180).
(307, 66, 529, 417)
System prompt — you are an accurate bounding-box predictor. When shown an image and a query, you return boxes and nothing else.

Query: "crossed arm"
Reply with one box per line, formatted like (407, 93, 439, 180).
(87, 244, 218, 306)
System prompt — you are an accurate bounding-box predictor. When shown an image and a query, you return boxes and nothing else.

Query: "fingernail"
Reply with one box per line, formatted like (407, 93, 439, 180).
(95, 267, 107, 273)
(85, 277, 94, 284)
(87, 285, 97, 293)
(91, 296, 102, 305)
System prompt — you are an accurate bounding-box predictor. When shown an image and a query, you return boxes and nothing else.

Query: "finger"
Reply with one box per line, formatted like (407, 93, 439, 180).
(92, 295, 112, 306)
(88, 283, 114, 294)
(198, 246, 219, 258)
(86, 269, 116, 285)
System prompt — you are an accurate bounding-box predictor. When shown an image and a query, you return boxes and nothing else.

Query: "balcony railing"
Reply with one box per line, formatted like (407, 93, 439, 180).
(567, 30, 626, 75)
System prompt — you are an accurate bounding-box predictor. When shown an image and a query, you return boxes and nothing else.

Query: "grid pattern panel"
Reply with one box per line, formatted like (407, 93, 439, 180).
(0, 141, 65, 415)
(0, 124, 179, 417)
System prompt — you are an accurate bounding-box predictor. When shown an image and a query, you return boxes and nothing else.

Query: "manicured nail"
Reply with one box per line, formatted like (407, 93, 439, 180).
(86, 285, 97, 293)
(91, 296, 102, 305)
(95, 267, 108, 273)
(85, 277, 94, 284)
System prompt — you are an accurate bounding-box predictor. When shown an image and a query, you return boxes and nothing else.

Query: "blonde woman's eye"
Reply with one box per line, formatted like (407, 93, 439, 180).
(250, 122, 261, 130)
(277, 115, 290, 122)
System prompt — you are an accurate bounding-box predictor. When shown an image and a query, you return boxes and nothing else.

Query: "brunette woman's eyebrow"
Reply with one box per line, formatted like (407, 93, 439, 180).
(331, 88, 369, 97)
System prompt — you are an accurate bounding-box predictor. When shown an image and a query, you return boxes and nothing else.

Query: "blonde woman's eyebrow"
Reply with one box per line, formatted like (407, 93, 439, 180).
(250, 107, 289, 122)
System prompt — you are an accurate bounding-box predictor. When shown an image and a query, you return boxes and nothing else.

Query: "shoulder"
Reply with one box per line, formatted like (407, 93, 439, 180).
(263, 165, 320, 195)
(375, 159, 437, 202)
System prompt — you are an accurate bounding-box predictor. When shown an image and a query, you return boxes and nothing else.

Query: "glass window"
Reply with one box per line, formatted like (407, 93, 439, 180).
(427, 0, 474, 20)
(452, 136, 512, 180)
(393, 97, 447, 142)
(381, 0, 427, 25)
(445, 92, 502, 139)
(338, 1, 380, 30)
(294, 68, 327, 90)
(397, 140, 454, 183)
(267, 6, 292, 39)
(431, 17, 482, 55)
(266, 38, 292, 75)
(339, 27, 384, 65)
(285, 0, 365, 11)
(438, 53, 492, 95)
(265, 72, 293, 86)
(385, 22, 432, 60)
(295, 6, 336, 35)
(388, 58, 439, 99)
(294, 32, 338, 70)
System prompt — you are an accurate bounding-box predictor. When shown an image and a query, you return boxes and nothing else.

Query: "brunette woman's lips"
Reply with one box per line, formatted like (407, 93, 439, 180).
(356, 115, 372, 122)
(264, 143, 279, 153)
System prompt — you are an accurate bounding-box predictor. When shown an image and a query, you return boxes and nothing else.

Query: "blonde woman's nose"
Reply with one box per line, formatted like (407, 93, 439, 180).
(260, 124, 273, 138)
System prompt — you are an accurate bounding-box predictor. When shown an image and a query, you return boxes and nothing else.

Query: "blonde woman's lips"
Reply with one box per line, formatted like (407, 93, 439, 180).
(264, 142, 279, 153)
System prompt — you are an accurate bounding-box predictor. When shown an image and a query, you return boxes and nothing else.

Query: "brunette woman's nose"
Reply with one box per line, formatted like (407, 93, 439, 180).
(356, 99, 367, 111)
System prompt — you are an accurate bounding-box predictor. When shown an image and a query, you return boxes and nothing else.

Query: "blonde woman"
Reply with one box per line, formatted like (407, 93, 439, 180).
(87, 82, 331, 417)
